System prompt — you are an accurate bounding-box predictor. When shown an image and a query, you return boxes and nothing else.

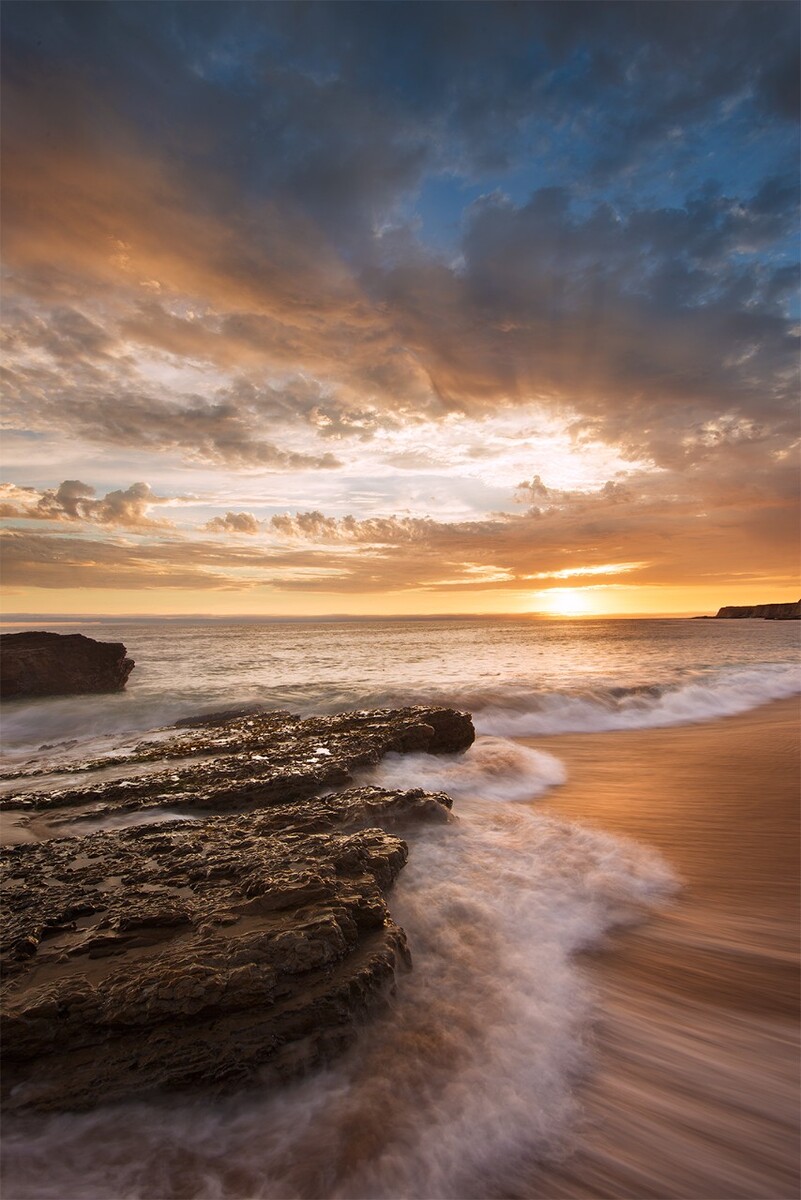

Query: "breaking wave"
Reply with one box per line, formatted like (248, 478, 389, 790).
(264, 665, 801, 738)
(368, 735, 567, 801)
(469, 663, 801, 737)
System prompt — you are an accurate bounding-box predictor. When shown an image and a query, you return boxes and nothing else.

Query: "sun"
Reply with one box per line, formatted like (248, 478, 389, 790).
(543, 588, 593, 617)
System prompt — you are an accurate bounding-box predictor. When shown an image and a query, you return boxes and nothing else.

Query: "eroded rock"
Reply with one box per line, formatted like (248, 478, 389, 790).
(2, 813, 419, 1109)
(0, 706, 472, 1111)
(0, 632, 135, 698)
(1, 705, 475, 816)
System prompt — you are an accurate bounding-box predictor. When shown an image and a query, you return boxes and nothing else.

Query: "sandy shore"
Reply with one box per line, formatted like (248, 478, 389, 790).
(521, 697, 800, 1199)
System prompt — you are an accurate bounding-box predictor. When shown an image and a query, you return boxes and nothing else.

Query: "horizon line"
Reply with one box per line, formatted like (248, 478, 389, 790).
(0, 610, 715, 623)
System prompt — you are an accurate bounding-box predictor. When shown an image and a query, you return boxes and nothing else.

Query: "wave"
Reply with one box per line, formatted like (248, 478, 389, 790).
(367, 736, 567, 802)
(470, 663, 801, 736)
(263, 662, 801, 738)
(2, 659, 798, 774)
(0, 798, 677, 1199)
(0, 694, 219, 753)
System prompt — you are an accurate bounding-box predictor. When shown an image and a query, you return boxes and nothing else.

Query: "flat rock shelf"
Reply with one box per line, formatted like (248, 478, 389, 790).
(0, 705, 474, 1112)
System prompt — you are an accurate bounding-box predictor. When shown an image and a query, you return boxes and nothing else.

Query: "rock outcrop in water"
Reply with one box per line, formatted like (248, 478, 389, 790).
(713, 600, 800, 620)
(0, 706, 473, 1111)
(0, 632, 135, 698)
(0, 705, 474, 817)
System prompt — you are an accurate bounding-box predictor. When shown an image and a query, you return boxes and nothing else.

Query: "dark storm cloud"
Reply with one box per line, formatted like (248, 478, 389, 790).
(4, 1, 798, 255)
(4, 2, 796, 207)
(374, 180, 799, 464)
(3, 2, 797, 457)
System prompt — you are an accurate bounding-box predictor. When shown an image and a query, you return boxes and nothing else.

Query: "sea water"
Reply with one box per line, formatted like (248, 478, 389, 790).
(1, 616, 799, 768)
(1, 617, 798, 1199)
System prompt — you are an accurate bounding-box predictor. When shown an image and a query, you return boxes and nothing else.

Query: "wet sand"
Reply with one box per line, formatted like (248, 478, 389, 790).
(523, 696, 800, 1199)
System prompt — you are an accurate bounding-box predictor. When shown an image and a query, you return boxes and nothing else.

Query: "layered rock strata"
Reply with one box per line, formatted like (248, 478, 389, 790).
(0, 632, 135, 698)
(0, 706, 472, 1111)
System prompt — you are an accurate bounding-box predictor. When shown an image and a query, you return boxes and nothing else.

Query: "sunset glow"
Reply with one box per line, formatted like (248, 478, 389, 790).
(540, 590, 595, 618)
(1, 4, 798, 618)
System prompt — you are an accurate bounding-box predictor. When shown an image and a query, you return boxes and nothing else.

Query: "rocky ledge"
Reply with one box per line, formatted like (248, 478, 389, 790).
(0, 705, 474, 818)
(0, 631, 135, 698)
(0, 705, 473, 1111)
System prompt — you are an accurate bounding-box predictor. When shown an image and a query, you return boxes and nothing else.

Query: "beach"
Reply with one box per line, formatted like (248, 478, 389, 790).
(3, 0, 800, 1194)
(526, 696, 800, 1199)
(1, 618, 798, 1199)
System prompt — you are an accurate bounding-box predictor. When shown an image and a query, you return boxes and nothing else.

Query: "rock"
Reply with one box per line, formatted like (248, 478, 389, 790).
(173, 704, 266, 728)
(0, 706, 473, 1111)
(1, 815, 416, 1110)
(0, 632, 135, 698)
(714, 600, 800, 620)
(0, 705, 475, 815)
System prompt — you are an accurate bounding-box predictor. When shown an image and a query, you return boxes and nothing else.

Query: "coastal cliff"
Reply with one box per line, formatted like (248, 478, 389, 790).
(1, 705, 474, 1111)
(714, 601, 800, 620)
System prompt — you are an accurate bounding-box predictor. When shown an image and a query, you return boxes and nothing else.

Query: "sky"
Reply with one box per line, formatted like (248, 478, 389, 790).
(1, 0, 799, 618)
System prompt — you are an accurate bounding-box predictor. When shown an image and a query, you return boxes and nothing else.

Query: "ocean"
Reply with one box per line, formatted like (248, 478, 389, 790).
(2, 616, 799, 767)
(1, 616, 799, 1199)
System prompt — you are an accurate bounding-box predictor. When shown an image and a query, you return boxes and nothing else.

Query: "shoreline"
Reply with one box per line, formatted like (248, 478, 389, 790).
(532, 695, 800, 917)
(522, 695, 800, 1198)
(1, 695, 798, 1198)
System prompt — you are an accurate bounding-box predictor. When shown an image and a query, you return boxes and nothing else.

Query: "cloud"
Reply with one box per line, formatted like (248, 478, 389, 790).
(205, 511, 262, 535)
(0, 528, 361, 591)
(3, 450, 798, 598)
(0, 3, 797, 609)
(0, 480, 172, 529)
(8, 2, 794, 205)
(375, 184, 798, 465)
(0, 366, 346, 472)
(2, 4, 796, 472)
(516, 475, 635, 515)
(267, 511, 437, 544)
(0, 530, 242, 591)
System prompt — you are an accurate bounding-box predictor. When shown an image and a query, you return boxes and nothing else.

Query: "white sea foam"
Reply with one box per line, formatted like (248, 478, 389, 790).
(0, 697, 210, 769)
(368, 735, 567, 801)
(0, 799, 677, 1200)
(471, 663, 801, 736)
